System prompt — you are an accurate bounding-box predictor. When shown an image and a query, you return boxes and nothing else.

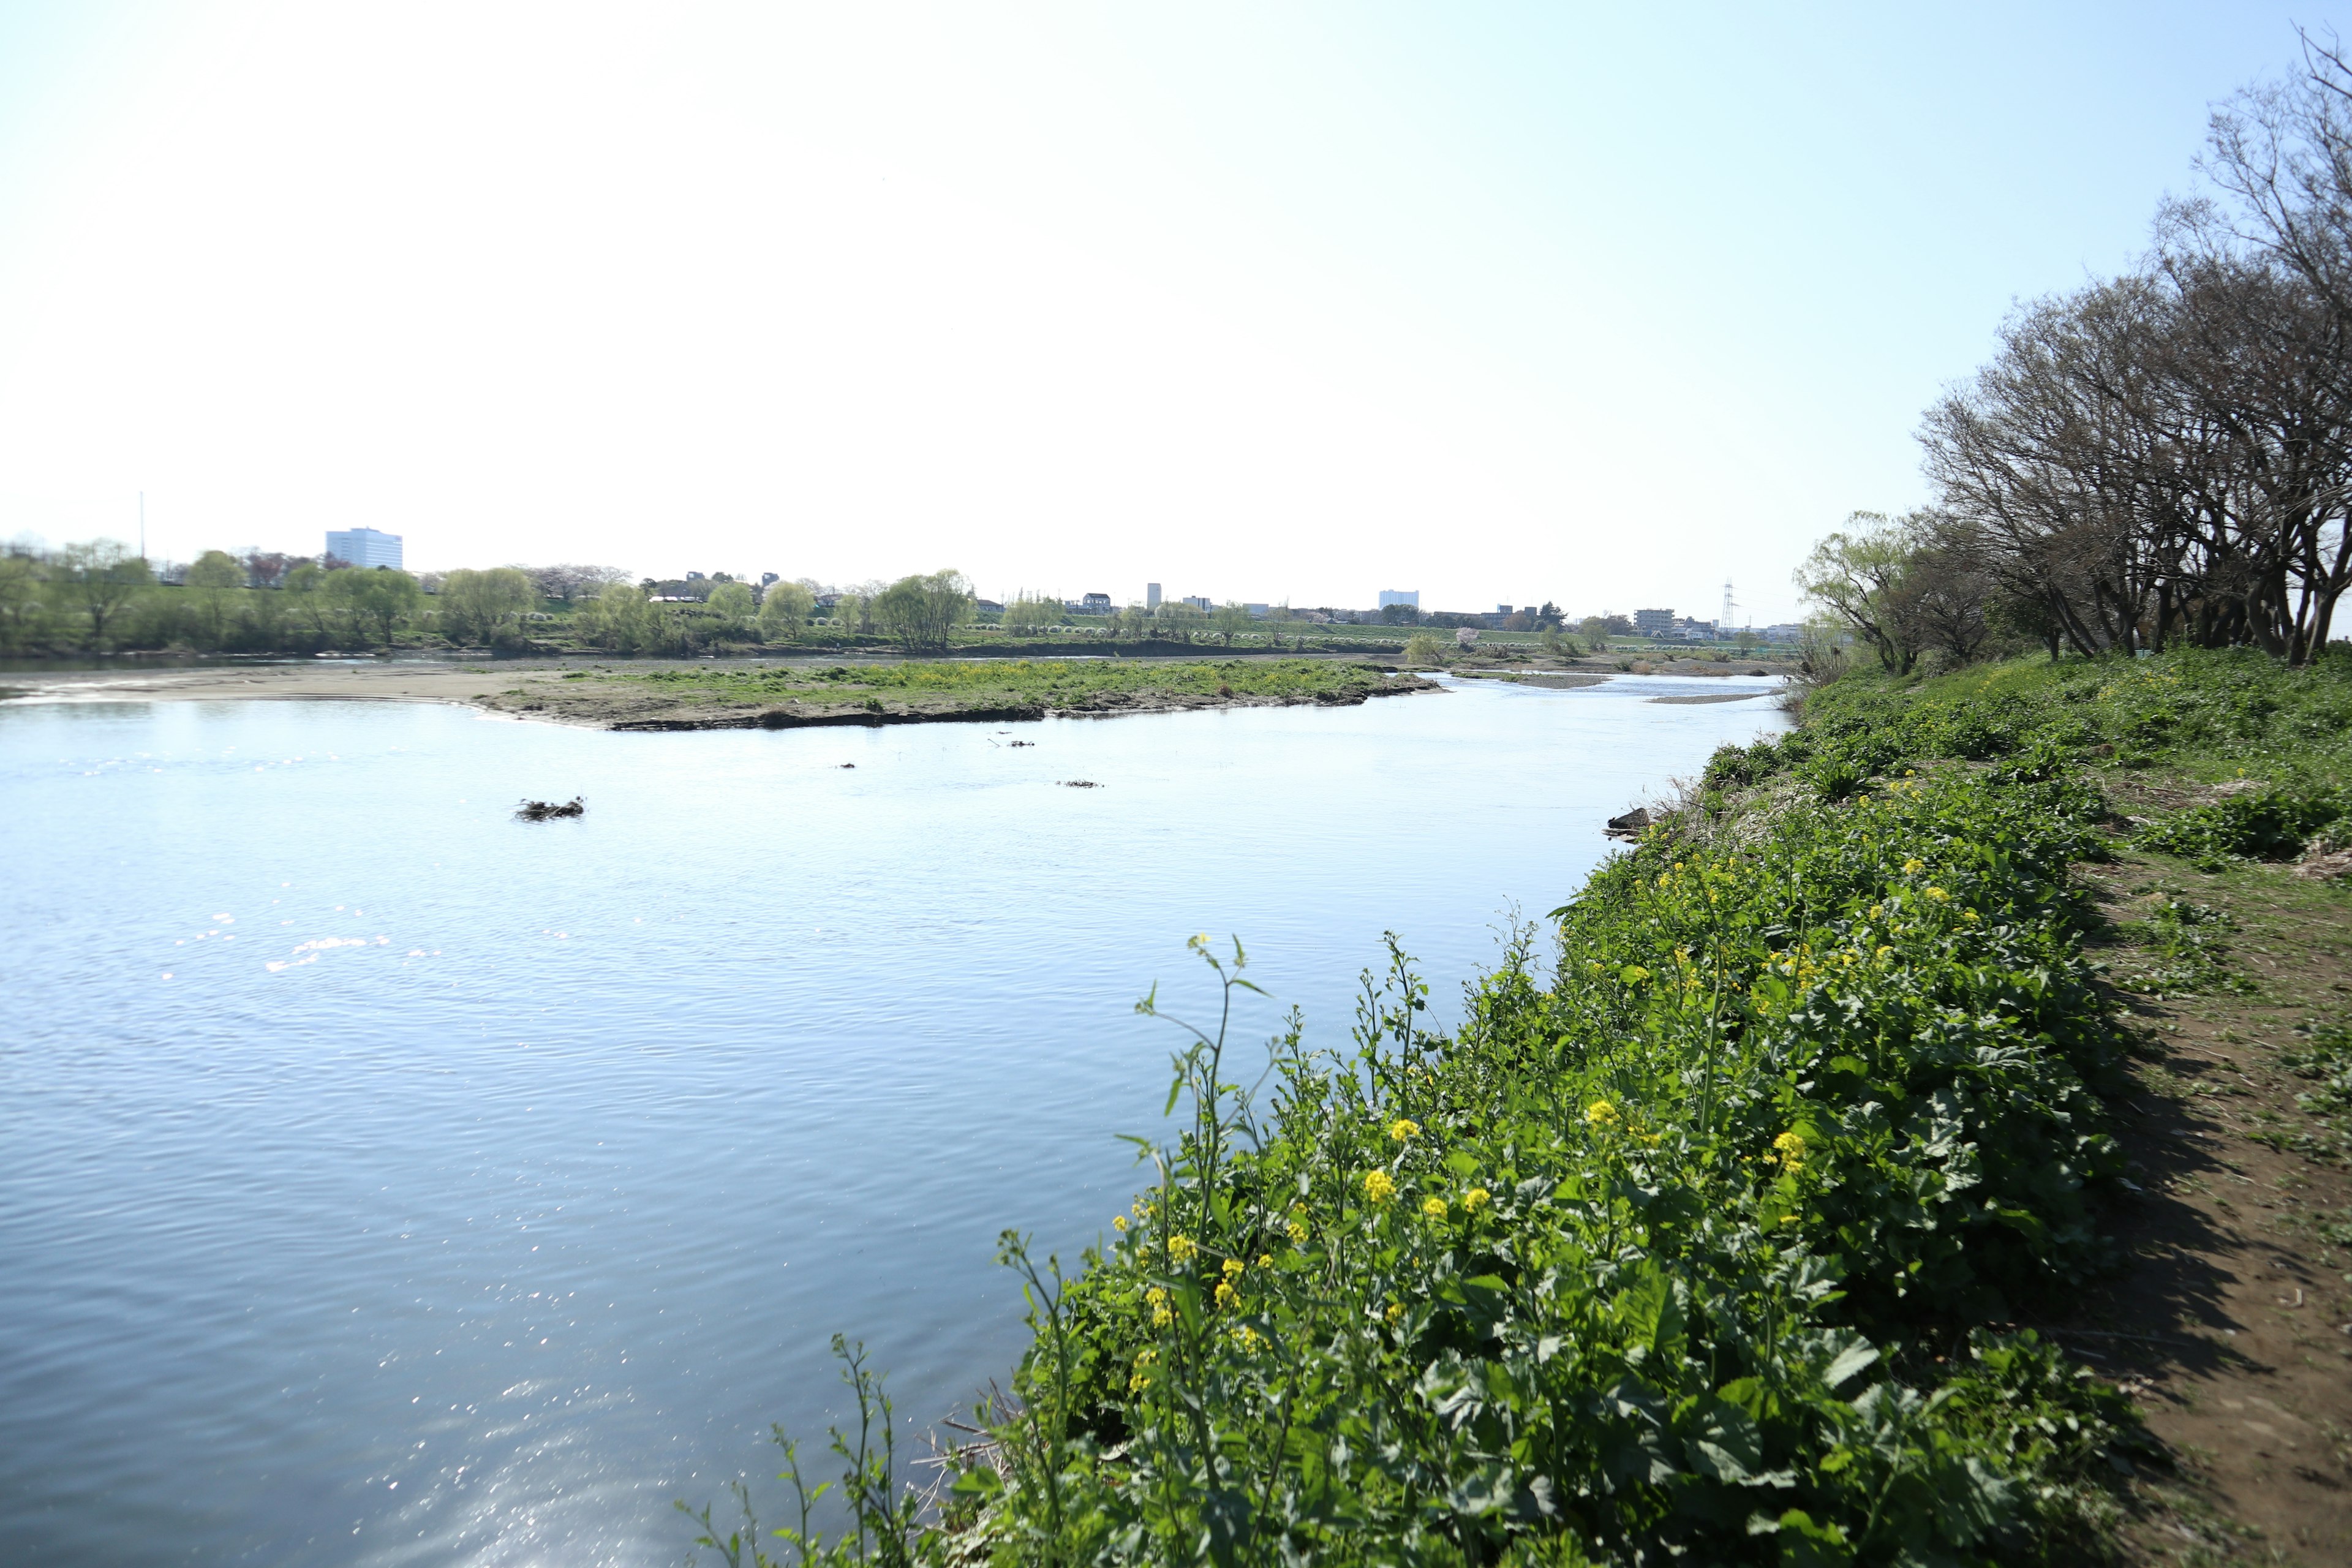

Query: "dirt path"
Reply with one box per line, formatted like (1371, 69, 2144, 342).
(2064, 840, 2352, 1563)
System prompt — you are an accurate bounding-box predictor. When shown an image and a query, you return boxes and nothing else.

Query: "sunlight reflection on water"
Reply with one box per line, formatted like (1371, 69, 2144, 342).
(0, 674, 1782, 1566)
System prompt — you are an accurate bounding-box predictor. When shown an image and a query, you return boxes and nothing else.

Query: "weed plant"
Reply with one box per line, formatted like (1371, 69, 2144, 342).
(696, 649, 2352, 1565)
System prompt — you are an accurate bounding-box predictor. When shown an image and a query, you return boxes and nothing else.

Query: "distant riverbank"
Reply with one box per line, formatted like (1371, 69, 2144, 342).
(1, 655, 1442, 729)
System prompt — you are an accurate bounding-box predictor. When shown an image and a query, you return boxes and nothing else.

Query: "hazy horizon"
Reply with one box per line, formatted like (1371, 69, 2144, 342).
(0, 2, 2332, 623)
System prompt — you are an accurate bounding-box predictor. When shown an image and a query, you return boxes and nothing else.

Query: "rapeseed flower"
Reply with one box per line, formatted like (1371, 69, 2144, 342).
(1112, 1214, 1127, 1232)
(1286, 1216, 1308, 1245)
(1214, 1280, 1238, 1311)
(1902, 858, 1924, 874)
(1585, 1099, 1619, 1128)
(1464, 1187, 1491, 1212)
(1422, 1196, 1449, 1221)
(1364, 1169, 1398, 1205)
(1167, 1234, 1198, 1262)
(1769, 1131, 1807, 1172)
(1923, 887, 1948, 902)
(1384, 1303, 1403, 1324)
(1389, 1118, 1420, 1142)
(1221, 1257, 1245, 1281)
(1257, 1254, 1272, 1268)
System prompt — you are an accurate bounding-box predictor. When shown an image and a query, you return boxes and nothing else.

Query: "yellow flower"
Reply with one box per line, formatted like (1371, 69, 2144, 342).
(1923, 887, 1948, 902)
(1769, 1131, 1807, 1172)
(1463, 1187, 1491, 1212)
(1145, 1286, 1167, 1307)
(1214, 1280, 1238, 1310)
(1230, 1324, 1264, 1352)
(1257, 1254, 1273, 1268)
(1876, 945, 1894, 959)
(1389, 1118, 1420, 1142)
(1153, 1305, 1173, 1327)
(1869, 903, 1883, 919)
(1961, 910, 1980, 924)
(1902, 858, 1924, 874)
(1286, 1218, 1308, 1245)
(1364, 1169, 1397, 1205)
(1222, 1256, 1245, 1281)
(1585, 1099, 1619, 1128)
(1167, 1234, 1198, 1262)
(1112, 1215, 1128, 1232)
(1384, 1303, 1403, 1324)
(1422, 1196, 1449, 1221)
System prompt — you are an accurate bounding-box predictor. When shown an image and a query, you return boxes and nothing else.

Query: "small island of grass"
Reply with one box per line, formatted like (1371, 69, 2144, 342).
(476, 656, 1438, 731)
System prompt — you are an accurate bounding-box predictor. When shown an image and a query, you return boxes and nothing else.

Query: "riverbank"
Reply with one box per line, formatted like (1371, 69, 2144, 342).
(0, 655, 1440, 729)
(717, 646, 2350, 1566)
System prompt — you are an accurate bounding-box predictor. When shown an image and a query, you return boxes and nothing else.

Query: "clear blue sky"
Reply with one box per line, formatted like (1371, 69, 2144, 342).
(0, 2, 2331, 621)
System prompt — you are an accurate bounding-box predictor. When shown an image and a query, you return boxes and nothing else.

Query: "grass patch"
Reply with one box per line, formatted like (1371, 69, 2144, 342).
(616, 657, 1406, 711)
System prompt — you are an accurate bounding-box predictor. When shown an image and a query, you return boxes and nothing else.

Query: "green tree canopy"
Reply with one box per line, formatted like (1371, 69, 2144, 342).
(579, 581, 665, 652)
(872, 570, 973, 652)
(438, 567, 537, 645)
(704, 580, 755, 631)
(53, 540, 151, 649)
(184, 550, 244, 590)
(1795, 512, 1929, 674)
(334, 568, 423, 648)
(1212, 601, 1253, 646)
(1000, 592, 1064, 637)
(758, 579, 817, 641)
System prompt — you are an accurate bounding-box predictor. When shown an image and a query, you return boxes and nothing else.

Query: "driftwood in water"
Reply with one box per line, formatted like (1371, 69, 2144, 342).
(515, 796, 586, 821)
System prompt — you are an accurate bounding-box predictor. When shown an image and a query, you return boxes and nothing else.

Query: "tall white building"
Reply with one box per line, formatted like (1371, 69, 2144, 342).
(1377, 589, 1419, 610)
(325, 527, 404, 570)
(1146, 582, 1162, 610)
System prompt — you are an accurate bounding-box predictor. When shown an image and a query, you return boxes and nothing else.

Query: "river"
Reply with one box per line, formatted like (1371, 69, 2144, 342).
(0, 671, 1784, 1566)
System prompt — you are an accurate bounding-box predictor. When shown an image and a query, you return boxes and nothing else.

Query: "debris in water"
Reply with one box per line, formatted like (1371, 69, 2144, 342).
(1602, 806, 1649, 841)
(839, 763, 856, 769)
(1009, 740, 1035, 748)
(516, 796, 586, 821)
(1060, 779, 1102, 789)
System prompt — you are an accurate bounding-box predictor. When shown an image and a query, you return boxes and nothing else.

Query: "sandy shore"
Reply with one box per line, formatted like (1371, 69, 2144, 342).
(1, 660, 575, 712)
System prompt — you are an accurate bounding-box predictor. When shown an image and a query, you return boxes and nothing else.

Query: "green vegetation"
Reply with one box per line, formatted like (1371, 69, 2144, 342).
(687, 648, 2352, 1567)
(615, 657, 1409, 715)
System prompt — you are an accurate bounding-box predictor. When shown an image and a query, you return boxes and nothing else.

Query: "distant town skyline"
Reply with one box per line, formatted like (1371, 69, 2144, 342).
(1, 4, 2335, 627)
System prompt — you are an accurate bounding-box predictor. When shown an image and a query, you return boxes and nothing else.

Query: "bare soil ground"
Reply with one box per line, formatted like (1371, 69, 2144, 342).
(2059, 809, 2352, 1564)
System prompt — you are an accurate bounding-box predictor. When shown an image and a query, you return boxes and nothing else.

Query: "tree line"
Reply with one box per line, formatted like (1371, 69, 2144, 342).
(1803, 33, 2352, 671)
(0, 543, 656, 655)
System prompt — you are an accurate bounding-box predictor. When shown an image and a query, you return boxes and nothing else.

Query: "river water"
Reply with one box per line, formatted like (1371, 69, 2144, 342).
(0, 672, 1784, 1566)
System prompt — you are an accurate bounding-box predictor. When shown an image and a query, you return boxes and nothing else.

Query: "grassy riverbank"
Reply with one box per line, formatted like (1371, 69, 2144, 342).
(699, 647, 2350, 1566)
(497, 657, 1434, 730)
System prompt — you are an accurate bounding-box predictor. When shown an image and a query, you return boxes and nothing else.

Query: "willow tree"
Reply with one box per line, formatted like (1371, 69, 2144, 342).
(872, 570, 973, 653)
(758, 579, 817, 641)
